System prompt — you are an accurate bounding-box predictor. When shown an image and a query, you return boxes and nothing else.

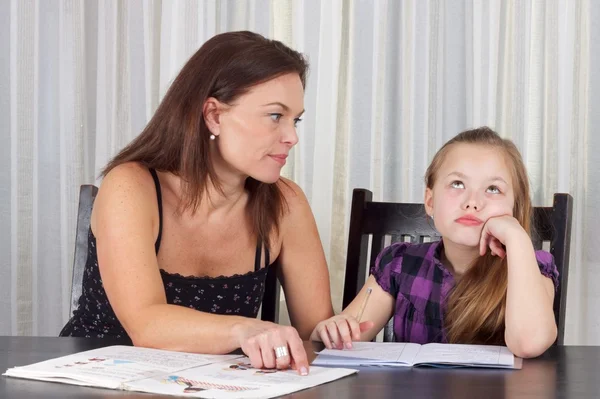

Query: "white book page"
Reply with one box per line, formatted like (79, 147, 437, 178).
(125, 357, 357, 398)
(313, 342, 421, 366)
(3, 345, 241, 387)
(413, 344, 515, 367)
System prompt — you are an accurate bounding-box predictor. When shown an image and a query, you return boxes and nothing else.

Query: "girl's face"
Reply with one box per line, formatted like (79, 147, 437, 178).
(206, 73, 304, 184)
(424, 143, 516, 248)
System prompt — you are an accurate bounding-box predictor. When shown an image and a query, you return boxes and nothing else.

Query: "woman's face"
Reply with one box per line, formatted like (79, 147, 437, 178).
(208, 73, 304, 184)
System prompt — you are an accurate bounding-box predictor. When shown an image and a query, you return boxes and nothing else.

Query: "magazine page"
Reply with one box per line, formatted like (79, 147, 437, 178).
(124, 357, 357, 398)
(3, 345, 242, 389)
(312, 342, 421, 367)
(413, 343, 517, 368)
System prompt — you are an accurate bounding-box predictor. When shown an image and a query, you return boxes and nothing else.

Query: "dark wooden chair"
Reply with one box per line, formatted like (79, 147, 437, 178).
(69, 185, 99, 316)
(262, 261, 281, 323)
(342, 188, 573, 344)
(69, 185, 280, 322)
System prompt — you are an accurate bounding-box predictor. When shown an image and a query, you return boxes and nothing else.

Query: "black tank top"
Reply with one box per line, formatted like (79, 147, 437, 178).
(60, 169, 271, 342)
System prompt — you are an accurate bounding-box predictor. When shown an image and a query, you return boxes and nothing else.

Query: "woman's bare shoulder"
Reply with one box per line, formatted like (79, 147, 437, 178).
(277, 177, 309, 207)
(276, 177, 315, 229)
(99, 162, 159, 199)
(92, 162, 159, 229)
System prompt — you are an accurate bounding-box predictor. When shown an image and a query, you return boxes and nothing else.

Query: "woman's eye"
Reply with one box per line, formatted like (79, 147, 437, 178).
(270, 113, 282, 122)
(293, 117, 303, 127)
(487, 185, 501, 194)
(450, 181, 464, 189)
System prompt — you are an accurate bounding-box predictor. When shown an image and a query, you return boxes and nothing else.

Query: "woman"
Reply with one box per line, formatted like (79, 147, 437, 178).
(60, 31, 334, 375)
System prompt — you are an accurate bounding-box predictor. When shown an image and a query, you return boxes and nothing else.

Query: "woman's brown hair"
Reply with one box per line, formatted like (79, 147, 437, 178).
(102, 31, 309, 249)
(425, 126, 532, 344)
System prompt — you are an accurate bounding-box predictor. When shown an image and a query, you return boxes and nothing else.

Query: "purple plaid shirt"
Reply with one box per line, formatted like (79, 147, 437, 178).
(371, 240, 559, 344)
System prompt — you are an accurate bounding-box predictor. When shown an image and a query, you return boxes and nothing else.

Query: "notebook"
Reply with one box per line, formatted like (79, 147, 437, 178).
(313, 342, 522, 369)
(3, 345, 357, 398)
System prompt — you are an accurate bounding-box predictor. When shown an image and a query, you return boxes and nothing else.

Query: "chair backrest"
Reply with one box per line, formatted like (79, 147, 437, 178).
(261, 260, 281, 323)
(69, 184, 281, 323)
(69, 185, 99, 316)
(343, 188, 573, 344)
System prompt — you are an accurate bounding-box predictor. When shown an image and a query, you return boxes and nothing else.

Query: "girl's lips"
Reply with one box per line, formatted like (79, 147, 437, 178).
(455, 216, 483, 226)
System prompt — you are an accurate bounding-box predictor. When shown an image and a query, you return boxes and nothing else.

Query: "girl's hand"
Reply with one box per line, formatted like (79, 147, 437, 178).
(233, 320, 309, 375)
(309, 315, 374, 350)
(479, 215, 527, 258)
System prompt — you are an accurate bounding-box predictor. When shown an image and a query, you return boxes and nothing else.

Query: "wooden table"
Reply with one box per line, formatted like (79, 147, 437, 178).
(1, 336, 599, 398)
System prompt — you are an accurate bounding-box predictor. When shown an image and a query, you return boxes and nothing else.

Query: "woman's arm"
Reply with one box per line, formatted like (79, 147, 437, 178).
(275, 179, 335, 339)
(479, 216, 557, 358)
(93, 164, 308, 372)
(276, 179, 396, 348)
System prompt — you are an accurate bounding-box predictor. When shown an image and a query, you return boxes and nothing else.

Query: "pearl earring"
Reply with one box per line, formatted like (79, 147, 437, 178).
(209, 134, 216, 140)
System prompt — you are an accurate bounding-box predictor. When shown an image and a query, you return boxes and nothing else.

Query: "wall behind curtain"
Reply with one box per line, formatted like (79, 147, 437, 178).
(1, 0, 597, 345)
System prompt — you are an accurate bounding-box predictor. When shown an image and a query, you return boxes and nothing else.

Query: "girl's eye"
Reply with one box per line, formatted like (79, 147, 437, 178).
(293, 117, 303, 127)
(487, 185, 501, 194)
(450, 181, 464, 189)
(270, 113, 282, 122)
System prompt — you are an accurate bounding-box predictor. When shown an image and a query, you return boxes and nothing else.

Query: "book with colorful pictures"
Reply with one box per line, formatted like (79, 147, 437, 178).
(313, 342, 522, 369)
(3, 345, 357, 398)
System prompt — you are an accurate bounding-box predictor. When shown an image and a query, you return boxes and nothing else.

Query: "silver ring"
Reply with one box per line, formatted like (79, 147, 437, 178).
(274, 346, 289, 358)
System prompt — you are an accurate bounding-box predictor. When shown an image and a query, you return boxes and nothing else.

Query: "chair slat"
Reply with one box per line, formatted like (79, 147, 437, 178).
(70, 185, 98, 317)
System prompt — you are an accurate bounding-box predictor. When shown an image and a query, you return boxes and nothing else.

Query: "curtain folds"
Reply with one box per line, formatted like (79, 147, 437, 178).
(0, 0, 596, 344)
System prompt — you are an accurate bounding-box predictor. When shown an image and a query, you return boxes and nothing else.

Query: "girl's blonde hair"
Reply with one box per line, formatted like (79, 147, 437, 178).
(425, 126, 532, 344)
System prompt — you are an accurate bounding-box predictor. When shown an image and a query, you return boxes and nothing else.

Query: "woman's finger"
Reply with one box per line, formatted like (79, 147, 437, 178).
(243, 341, 264, 370)
(273, 341, 292, 370)
(286, 335, 309, 376)
(259, 336, 277, 369)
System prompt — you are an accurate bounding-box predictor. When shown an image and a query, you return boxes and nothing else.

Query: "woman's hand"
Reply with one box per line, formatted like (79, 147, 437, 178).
(232, 320, 309, 375)
(309, 314, 374, 350)
(479, 215, 528, 258)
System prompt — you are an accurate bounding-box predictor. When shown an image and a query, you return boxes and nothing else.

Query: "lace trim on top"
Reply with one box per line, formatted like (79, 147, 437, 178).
(159, 265, 270, 282)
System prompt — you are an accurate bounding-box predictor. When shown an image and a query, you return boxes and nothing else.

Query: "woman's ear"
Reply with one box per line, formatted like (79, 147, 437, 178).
(203, 97, 222, 137)
(424, 188, 434, 217)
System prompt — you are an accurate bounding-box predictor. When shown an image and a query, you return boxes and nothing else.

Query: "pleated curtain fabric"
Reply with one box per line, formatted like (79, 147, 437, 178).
(0, 0, 597, 345)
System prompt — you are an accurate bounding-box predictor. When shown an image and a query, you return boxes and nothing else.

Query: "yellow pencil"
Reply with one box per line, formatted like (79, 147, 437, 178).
(356, 287, 372, 323)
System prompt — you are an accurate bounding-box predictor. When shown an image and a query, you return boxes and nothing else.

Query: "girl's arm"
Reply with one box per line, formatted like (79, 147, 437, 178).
(480, 216, 557, 358)
(504, 233, 557, 357)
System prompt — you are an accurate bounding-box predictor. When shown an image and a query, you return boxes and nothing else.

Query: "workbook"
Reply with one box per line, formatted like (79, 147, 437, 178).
(313, 342, 522, 369)
(3, 345, 357, 398)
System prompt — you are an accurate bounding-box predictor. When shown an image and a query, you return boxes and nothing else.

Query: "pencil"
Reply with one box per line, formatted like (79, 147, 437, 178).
(356, 287, 372, 323)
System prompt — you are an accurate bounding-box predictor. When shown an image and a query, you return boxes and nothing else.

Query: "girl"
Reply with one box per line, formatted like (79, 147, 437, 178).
(310, 127, 558, 358)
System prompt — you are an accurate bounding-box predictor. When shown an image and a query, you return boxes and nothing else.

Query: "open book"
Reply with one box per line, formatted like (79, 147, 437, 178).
(313, 342, 522, 369)
(3, 345, 357, 398)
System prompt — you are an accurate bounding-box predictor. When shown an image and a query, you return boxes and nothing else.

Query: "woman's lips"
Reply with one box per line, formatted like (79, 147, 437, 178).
(269, 154, 287, 165)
